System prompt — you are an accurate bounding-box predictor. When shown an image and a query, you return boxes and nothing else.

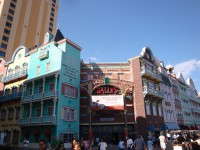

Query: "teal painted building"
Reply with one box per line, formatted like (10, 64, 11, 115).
(19, 29, 81, 148)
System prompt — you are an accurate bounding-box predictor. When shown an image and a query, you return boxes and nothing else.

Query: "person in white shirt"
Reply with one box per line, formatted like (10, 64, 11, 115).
(118, 138, 125, 150)
(126, 137, 133, 150)
(98, 138, 107, 150)
(159, 134, 166, 150)
(23, 138, 29, 150)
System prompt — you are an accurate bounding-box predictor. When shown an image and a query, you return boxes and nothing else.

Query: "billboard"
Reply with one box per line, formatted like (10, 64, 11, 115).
(91, 95, 124, 110)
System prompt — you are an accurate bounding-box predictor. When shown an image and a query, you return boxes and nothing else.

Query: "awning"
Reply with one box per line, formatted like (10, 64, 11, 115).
(147, 125, 155, 131)
(162, 122, 180, 130)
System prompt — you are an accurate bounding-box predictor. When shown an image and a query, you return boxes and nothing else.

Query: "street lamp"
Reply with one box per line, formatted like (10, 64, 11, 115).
(88, 82, 93, 140)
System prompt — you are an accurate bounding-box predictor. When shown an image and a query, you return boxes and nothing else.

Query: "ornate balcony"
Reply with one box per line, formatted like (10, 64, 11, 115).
(141, 66, 162, 82)
(22, 90, 58, 103)
(19, 116, 57, 126)
(143, 86, 164, 99)
(2, 69, 28, 83)
(0, 92, 22, 102)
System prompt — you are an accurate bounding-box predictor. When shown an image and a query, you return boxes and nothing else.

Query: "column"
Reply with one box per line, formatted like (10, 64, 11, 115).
(29, 103, 32, 124)
(43, 77, 45, 93)
(122, 85, 128, 138)
(55, 74, 58, 96)
(40, 101, 43, 123)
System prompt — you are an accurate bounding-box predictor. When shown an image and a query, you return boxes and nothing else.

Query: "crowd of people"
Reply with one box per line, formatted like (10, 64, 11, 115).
(21, 131, 200, 150)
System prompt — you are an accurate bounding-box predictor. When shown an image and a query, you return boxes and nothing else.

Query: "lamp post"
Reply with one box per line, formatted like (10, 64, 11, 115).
(88, 82, 93, 140)
(122, 84, 128, 138)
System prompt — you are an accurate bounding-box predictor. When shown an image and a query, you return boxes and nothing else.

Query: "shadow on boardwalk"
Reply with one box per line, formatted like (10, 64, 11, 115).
(9, 145, 162, 150)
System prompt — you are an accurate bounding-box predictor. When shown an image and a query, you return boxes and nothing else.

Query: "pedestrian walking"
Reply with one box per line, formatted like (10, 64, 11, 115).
(23, 138, 29, 150)
(39, 140, 46, 150)
(133, 135, 147, 150)
(159, 133, 166, 150)
(147, 138, 153, 150)
(98, 138, 108, 150)
(126, 137, 133, 150)
(118, 138, 125, 150)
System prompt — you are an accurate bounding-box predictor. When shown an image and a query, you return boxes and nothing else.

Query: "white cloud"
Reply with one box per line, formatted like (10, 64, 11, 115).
(86, 57, 99, 62)
(174, 59, 200, 78)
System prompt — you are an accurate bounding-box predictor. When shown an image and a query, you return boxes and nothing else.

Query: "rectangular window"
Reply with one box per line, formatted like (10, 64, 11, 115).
(63, 107, 77, 121)
(6, 22, 12, 28)
(52, 3, 55, 7)
(46, 62, 50, 71)
(16, 108, 20, 119)
(118, 73, 124, 80)
(12, 88, 17, 95)
(37, 66, 40, 74)
(37, 108, 41, 117)
(49, 83, 55, 91)
(53, 0, 56, 4)
(50, 17, 54, 22)
(48, 107, 53, 116)
(10, 3, 16, 9)
(8, 109, 14, 120)
(2, 36, 9, 42)
(51, 8, 55, 12)
(0, 51, 5, 57)
(152, 105, 157, 116)
(87, 74, 93, 80)
(49, 27, 52, 32)
(62, 133, 74, 143)
(1, 43, 7, 49)
(38, 86, 43, 93)
(5, 89, 10, 95)
(62, 83, 77, 98)
(7, 15, 13, 21)
(8, 9, 15, 15)
(0, 110, 6, 120)
(26, 110, 30, 117)
(51, 12, 54, 17)
(12, 130, 19, 144)
(4, 29, 10, 35)
(29, 88, 32, 95)
(49, 22, 53, 27)
(145, 104, 151, 115)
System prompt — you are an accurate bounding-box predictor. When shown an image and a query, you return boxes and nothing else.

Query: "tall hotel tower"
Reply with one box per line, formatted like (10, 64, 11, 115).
(0, 0, 59, 60)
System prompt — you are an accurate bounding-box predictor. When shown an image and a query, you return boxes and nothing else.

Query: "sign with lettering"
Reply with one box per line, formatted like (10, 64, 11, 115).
(92, 85, 121, 95)
(91, 95, 124, 110)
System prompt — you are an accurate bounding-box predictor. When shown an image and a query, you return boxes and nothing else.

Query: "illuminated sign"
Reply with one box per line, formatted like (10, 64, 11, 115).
(91, 95, 124, 111)
(92, 85, 121, 95)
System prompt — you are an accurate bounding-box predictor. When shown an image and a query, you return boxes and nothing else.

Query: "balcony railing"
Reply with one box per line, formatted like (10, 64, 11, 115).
(141, 66, 162, 81)
(143, 86, 164, 99)
(19, 116, 57, 126)
(22, 90, 58, 103)
(2, 69, 28, 83)
(0, 92, 22, 102)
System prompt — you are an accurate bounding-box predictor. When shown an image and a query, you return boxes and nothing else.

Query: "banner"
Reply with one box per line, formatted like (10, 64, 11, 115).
(91, 95, 124, 110)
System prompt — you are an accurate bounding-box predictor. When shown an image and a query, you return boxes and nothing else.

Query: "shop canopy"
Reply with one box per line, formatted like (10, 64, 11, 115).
(161, 122, 180, 130)
(147, 124, 155, 131)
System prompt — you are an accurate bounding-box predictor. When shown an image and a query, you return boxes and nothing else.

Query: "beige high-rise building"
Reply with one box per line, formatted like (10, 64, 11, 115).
(0, 0, 59, 61)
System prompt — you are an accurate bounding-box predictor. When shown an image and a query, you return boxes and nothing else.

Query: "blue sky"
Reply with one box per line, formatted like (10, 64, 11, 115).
(58, 0, 200, 91)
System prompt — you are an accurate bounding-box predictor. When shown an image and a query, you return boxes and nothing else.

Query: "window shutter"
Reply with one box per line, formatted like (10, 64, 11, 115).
(75, 87, 78, 98)
(62, 83, 65, 95)
(74, 109, 78, 121)
(60, 107, 64, 119)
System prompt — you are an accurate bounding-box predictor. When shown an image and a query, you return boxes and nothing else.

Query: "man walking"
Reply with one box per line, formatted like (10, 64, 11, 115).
(133, 135, 147, 150)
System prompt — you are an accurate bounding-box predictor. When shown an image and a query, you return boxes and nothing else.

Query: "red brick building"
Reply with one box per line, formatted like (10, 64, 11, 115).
(80, 47, 165, 142)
